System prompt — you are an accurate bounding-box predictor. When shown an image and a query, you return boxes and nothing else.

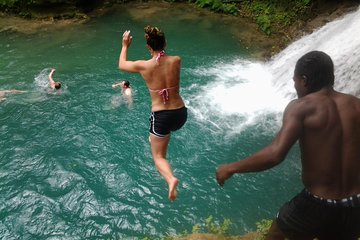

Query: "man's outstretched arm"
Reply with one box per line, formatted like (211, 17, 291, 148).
(216, 100, 304, 186)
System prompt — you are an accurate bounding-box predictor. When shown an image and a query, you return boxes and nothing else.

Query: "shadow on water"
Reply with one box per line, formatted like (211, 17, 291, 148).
(0, 3, 359, 239)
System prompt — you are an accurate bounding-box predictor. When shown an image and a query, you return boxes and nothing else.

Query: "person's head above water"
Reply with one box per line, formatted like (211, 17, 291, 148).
(144, 25, 166, 51)
(49, 69, 62, 90)
(54, 82, 61, 90)
(294, 50, 334, 94)
(122, 80, 130, 88)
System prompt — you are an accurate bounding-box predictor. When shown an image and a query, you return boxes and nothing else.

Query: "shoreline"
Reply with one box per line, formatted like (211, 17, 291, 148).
(0, 1, 358, 59)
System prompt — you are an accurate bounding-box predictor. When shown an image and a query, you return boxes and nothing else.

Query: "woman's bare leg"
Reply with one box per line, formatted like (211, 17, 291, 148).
(149, 134, 179, 201)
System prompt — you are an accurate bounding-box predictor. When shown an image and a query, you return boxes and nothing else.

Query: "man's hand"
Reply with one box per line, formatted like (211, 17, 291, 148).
(216, 164, 234, 186)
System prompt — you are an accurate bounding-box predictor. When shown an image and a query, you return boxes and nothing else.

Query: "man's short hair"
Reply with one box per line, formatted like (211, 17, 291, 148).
(55, 82, 61, 89)
(123, 81, 130, 88)
(295, 51, 334, 93)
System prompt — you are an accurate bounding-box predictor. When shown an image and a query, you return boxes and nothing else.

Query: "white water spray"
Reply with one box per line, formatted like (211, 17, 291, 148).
(188, 6, 360, 136)
(34, 68, 52, 90)
(270, 6, 360, 97)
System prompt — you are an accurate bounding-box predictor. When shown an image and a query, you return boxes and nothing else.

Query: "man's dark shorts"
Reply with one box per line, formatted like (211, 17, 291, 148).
(276, 189, 360, 240)
(149, 106, 187, 138)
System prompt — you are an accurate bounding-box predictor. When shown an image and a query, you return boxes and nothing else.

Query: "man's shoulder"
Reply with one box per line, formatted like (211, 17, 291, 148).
(284, 97, 316, 116)
(336, 91, 360, 109)
(124, 88, 132, 96)
(339, 91, 360, 101)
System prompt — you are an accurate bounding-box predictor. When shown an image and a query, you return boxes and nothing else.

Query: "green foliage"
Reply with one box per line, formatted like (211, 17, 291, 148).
(193, 0, 312, 35)
(192, 223, 201, 233)
(222, 3, 237, 15)
(241, 0, 312, 35)
(143, 215, 232, 239)
(0, 0, 19, 8)
(195, 0, 238, 15)
(294, 0, 311, 14)
(255, 8, 271, 35)
(204, 215, 232, 235)
(0, 0, 99, 12)
(254, 219, 273, 240)
(0, 0, 71, 6)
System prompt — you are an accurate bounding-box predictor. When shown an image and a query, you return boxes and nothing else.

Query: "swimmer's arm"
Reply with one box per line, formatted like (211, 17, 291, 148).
(48, 69, 56, 89)
(11, 90, 26, 94)
(112, 83, 121, 88)
(216, 100, 303, 186)
(1, 90, 26, 94)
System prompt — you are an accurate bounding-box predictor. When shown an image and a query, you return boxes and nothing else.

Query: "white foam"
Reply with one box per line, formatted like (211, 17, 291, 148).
(187, 7, 360, 136)
(34, 68, 52, 90)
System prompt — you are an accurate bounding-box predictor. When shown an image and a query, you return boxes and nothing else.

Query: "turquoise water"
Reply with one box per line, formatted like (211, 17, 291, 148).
(0, 4, 309, 239)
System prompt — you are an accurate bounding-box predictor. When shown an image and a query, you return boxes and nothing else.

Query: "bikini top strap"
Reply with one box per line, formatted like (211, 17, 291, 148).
(148, 85, 179, 104)
(155, 50, 166, 63)
(158, 88, 169, 104)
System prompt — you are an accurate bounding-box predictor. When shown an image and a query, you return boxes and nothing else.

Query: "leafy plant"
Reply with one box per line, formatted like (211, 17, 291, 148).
(256, 11, 271, 35)
(255, 219, 273, 240)
(181, 215, 232, 237)
(204, 215, 232, 235)
(195, 0, 238, 15)
(240, 0, 311, 35)
(192, 223, 201, 233)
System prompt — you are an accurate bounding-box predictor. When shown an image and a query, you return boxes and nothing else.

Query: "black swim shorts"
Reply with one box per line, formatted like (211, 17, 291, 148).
(149, 106, 187, 137)
(276, 189, 360, 240)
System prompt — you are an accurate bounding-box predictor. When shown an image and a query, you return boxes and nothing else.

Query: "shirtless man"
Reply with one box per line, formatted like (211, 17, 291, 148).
(216, 51, 360, 239)
(112, 80, 133, 105)
(0, 89, 26, 102)
(113, 80, 132, 97)
(48, 69, 61, 90)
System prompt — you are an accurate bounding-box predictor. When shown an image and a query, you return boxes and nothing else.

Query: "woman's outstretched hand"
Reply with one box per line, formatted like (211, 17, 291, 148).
(122, 30, 132, 48)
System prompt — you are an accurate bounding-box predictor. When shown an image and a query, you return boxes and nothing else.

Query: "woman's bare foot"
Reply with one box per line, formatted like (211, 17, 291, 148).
(168, 177, 179, 201)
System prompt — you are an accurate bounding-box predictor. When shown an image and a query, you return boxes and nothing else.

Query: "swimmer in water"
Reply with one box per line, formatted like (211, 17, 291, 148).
(0, 89, 26, 102)
(112, 80, 133, 97)
(112, 80, 133, 105)
(48, 69, 61, 90)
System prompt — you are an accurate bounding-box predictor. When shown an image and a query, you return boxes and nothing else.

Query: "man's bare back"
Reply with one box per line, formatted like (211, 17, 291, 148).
(293, 88, 360, 199)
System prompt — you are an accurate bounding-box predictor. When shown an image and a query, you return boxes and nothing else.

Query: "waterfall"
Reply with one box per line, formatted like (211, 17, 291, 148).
(270, 6, 360, 98)
(188, 6, 360, 136)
